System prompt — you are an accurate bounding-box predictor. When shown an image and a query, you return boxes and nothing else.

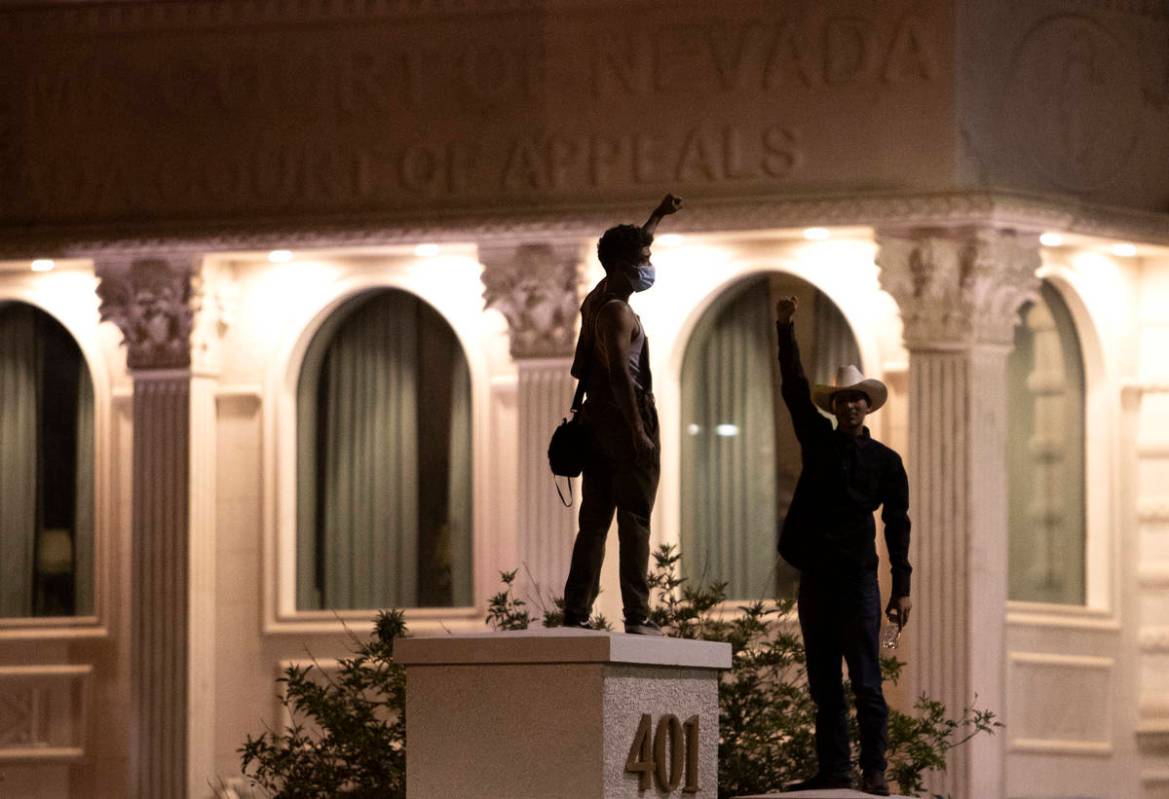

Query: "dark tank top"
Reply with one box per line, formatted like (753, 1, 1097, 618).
(570, 286, 653, 404)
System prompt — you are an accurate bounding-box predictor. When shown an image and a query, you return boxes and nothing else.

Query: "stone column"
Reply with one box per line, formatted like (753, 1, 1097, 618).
(876, 227, 1039, 799)
(482, 242, 583, 610)
(96, 256, 229, 798)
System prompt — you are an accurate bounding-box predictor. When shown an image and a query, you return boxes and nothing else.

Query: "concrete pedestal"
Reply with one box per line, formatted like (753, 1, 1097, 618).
(737, 792, 912, 798)
(397, 628, 732, 799)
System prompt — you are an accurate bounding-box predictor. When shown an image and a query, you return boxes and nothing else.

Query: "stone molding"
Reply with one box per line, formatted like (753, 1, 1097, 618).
(481, 241, 582, 359)
(876, 226, 1041, 348)
(2, 0, 1164, 36)
(95, 256, 197, 371)
(4, 190, 1167, 261)
(189, 261, 238, 375)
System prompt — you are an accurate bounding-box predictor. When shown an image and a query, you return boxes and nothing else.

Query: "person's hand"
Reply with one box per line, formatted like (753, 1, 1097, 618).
(632, 428, 656, 464)
(886, 595, 912, 628)
(655, 194, 683, 217)
(776, 295, 799, 323)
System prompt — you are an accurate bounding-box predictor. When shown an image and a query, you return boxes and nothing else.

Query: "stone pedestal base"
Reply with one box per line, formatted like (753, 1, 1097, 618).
(737, 791, 912, 798)
(397, 629, 732, 799)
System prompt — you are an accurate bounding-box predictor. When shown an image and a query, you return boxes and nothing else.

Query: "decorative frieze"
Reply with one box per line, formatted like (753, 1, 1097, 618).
(96, 256, 197, 370)
(876, 227, 1040, 347)
(481, 241, 582, 359)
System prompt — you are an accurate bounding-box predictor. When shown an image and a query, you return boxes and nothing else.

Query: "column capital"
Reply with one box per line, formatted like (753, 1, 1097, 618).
(95, 255, 198, 371)
(876, 226, 1041, 349)
(480, 241, 583, 360)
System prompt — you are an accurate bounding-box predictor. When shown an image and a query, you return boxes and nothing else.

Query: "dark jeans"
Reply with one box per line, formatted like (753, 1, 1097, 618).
(797, 567, 888, 776)
(563, 394, 660, 622)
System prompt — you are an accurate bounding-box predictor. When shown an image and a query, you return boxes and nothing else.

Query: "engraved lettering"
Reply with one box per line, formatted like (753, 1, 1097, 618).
(502, 137, 547, 190)
(633, 133, 664, 184)
(588, 135, 624, 186)
(461, 43, 515, 101)
(548, 137, 581, 189)
(763, 21, 818, 88)
(400, 145, 441, 194)
(763, 125, 801, 177)
(708, 22, 763, 91)
(882, 15, 935, 83)
(676, 129, 718, 182)
(654, 26, 691, 92)
(592, 33, 652, 95)
(824, 17, 877, 85)
(722, 126, 755, 179)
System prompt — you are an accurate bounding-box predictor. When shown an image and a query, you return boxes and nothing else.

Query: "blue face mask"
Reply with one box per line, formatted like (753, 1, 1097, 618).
(628, 262, 655, 292)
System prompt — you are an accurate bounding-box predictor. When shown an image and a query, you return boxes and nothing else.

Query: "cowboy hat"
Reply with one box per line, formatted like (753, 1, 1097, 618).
(812, 365, 887, 414)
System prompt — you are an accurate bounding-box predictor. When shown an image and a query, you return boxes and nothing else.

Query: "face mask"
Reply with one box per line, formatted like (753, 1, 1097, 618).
(629, 262, 655, 292)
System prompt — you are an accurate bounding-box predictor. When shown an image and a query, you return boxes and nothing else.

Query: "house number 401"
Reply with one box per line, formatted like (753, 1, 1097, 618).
(624, 713, 700, 793)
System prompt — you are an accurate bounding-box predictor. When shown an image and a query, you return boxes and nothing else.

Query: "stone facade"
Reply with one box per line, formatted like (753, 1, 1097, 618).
(0, 2, 1166, 799)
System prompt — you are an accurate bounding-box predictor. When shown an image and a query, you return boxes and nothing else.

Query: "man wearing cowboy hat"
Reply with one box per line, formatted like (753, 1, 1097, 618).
(774, 295, 911, 797)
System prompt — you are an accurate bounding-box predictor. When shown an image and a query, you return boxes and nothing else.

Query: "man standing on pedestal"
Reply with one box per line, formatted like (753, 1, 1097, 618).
(774, 295, 912, 797)
(561, 194, 682, 635)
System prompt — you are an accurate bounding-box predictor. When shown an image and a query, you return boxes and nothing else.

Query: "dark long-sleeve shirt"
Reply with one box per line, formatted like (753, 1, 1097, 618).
(776, 322, 912, 597)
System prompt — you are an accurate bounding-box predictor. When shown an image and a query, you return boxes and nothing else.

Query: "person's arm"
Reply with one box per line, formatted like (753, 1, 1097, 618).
(775, 297, 831, 447)
(882, 452, 913, 624)
(596, 301, 654, 461)
(641, 193, 683, 237)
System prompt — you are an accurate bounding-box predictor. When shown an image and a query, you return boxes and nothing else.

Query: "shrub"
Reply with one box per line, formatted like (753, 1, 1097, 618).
(239, 611, 407, 798)
(240, 549, 998, 798)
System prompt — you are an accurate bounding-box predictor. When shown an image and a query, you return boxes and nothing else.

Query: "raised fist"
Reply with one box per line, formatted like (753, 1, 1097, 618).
(655, 194, 683, 216)
(776, 295, 799, 323)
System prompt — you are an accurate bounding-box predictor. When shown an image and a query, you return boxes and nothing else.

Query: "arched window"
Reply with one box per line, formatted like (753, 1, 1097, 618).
(680, 274, 860, 600)
(1007, 282, 1086, 605)
(296, 289, 473, 611)
(0, 302, 94, 618)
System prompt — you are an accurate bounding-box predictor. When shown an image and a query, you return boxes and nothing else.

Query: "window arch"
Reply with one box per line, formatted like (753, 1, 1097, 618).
(680, 273, 860, 600)
(295, 289, 473, 611)
(0, 301, 95, 618)
(1007, 281, 1086, 605)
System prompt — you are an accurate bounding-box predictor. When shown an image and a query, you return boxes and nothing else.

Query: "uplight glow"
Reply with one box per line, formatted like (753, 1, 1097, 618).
(414, 243, 441, 257)
(803, 227, 831, 241)
(1111, 243, 1137, 258)
(657, 234, 684, 247)
(1039, 232, 1064, 247)
(30, 259, 55, 272)
(268, 250, 294, 264)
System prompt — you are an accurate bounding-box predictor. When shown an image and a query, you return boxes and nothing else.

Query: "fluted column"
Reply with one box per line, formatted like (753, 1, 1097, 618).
(482, 242, 584, 607)
(877, 227, 1039, 799)
(96, 256, 229, 798)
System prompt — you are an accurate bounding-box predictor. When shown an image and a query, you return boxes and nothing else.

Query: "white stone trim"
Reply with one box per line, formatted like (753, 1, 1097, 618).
(1006, 652, 1115, 757)
(5, 190, 1169, 261)
(0, 271, 115, 640)
(260, 256, 497, 634)
(0, 664, 93, 762)
(1033, 264, 1121, 614)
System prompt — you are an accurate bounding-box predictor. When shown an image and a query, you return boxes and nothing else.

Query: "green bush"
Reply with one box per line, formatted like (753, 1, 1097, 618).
(240, 548, 999, 798)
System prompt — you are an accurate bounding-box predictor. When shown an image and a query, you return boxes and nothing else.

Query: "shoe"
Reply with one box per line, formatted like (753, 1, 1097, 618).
(561, 615, 591, 630)
(623, 617, 663, 636)
(860, 769, 890, 796)
(783, 772, 853, 791)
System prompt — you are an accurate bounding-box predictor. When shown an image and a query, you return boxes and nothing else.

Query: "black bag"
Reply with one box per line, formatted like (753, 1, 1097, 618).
(548, 380, 588, 505)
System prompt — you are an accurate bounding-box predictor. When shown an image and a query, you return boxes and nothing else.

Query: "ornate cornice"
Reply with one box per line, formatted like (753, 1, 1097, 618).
(95, 255, 197, 371)
(1, 190, 1166, 261)
(481, 241, 583, 359)
(2, 0, 1165, 36)
(876, 226, 1041, 348)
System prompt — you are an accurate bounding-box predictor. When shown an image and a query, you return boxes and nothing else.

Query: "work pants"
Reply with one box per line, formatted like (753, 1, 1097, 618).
(563, 394, 659, 622)
(797, 567, 889, 777)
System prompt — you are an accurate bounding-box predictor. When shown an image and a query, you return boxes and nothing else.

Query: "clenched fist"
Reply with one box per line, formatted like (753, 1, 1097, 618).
(776, 295, 799, 323)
